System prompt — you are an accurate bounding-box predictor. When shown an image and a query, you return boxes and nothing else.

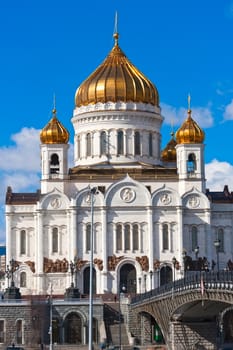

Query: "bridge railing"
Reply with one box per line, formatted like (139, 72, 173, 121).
(131, 270, 233, 305)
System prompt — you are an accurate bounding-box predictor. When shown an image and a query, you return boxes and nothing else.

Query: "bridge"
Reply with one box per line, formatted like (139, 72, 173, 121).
(129, 271, 233, 350)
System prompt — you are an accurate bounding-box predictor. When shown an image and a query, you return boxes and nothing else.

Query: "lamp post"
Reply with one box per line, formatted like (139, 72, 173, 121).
(172, 257, 177, 282)
(49, 284, 53, 350)
(149, 270, 153, 295)
(138, 277, 141, 294)
(214, 239, 221, 277)
(157, 268, 160, 288)
(119, 284, 126, 350)
(182, 250, 187, 279)
(88, 187, 98, 350)
(194, 246, 199, 260)
(144, 274, 147, 293)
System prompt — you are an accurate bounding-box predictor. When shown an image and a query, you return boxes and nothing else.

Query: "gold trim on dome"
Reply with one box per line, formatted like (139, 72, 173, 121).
(40, 109, 69, 144)
(176, 109, 205, 144)
(75, 33, 159, 107)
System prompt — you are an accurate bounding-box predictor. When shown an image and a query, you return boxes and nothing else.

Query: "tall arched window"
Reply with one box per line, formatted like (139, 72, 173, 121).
(50, 153, 60, 174)
(149, 133, 153, 157)
(134, 131, 140, 155)
(116, 224, 122, 251)
(86, 133, 91, 157)
(77, 135, 81, 159)
(187, 153, 196, 174)
(125, 224, 130, 250)
(20, 230, 26, 255)
(162, 224, 169, 250)
(16, 320, 23, 344)
(133, 224, 139, 250)
(20, 272, 26, 288)
(117, 131, 124, 155)
(52, 227, 58, 253)
(86, 224, 91, 251)
(191, 226, 198, 251)
(217, 228, 224, 252)
(100, 131, 107, 155)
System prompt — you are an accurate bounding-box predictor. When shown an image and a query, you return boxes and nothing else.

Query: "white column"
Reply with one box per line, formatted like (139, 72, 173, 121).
(5, 211, 12, 264)
(177, 207, 184, 269)
(205, 210, 212, 262)
(148, 208, 153, 271)
(69, 207, 77, 259)
(123, 130, 127, 155)
(36, 211, 44, 293)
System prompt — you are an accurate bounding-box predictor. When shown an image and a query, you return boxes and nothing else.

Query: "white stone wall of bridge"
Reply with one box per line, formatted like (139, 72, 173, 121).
(129, 288, 233, 349)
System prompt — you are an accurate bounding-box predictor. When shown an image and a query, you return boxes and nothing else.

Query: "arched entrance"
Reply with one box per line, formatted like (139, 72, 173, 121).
(83, 267, 96, 295)
(120, 263, 136, 293)
(160, 265, 172, 286)
(64, 312, 82, 344)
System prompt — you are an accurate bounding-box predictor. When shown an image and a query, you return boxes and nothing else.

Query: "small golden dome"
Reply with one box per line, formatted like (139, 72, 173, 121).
(40, 109, 69, 144)
(176, 109, 205, 144)
(161, 132, 177, 162)
(75, 33, 159, 107)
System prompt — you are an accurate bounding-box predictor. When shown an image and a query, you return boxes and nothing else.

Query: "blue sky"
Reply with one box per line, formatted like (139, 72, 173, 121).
(1, 0, 233, 243)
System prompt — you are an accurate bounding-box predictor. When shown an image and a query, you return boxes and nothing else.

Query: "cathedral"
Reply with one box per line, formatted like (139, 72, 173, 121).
(5, 29, 233, 299)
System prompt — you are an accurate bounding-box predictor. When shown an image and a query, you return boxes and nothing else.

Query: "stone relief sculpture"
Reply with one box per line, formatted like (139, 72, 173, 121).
(108, 255, 124, 271)
(44, 257, 69, 273)
(136, 255, 149, 271)
(94, 258, 103, 271)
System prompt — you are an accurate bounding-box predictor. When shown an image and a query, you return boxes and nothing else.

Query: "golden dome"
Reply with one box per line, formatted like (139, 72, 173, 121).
(40, 109, 69, 144)
(75, 33, 159, 107)
(161, 132, 177, 162)
(176, 109, 205, 144)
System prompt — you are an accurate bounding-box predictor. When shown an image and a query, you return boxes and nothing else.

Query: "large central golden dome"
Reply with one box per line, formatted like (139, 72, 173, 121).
(75, 33, 159, 107)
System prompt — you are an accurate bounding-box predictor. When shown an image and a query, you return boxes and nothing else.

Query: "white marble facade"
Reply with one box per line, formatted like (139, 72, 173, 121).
(5, 36, 233, 297)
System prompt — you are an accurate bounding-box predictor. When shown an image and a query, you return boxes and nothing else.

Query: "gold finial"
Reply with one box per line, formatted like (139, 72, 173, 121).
(170, 118, 174, 138)
(187, 93, 192, 118)
(52, 94, 56, 116)
(188, 93, 191, 110)
(113, 11, 119, 46)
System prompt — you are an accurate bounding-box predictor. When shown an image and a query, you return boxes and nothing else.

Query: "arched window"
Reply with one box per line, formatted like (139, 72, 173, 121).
(16, 319, 23, 344)
(77, 135, 81, 159)
(100, 131, 107, 155)
(133, 224, 139, 250)
(149, 133, 153, 157)
(86, 133, 91, 157)
(116, 225, 122, 251)
(191, 226, 198, 251)
(125, 224, 130, 250)
(162, 224, 169, 250)
(134, 131, 140, 155)
(20, 230, 26, 255)
(117, 131, 124, 155)
(52, 227, 58, 253)
(217, 228, 224, 252)
(20, 272, 26, 288)
(86, 224, 91, 251)
(187, 153, 196, 174)
(50, 153, 60, 174)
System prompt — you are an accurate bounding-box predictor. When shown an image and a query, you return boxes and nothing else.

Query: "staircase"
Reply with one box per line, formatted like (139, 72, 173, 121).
(104, 297, 130, 347)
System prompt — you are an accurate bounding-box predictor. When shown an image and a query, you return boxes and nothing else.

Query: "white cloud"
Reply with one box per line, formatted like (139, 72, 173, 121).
(161, 102, 214, 128)
(223, 99, 233, 120)
(0, 128, 40, 171)
(205, 159, 233, 191)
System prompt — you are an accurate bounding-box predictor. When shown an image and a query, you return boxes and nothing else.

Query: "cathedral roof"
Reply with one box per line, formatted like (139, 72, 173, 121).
(176, 109, 205, 144)
(161, 132, 177, 162)
(40, 109, 69, 144)
(75, 33, 159, 107)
